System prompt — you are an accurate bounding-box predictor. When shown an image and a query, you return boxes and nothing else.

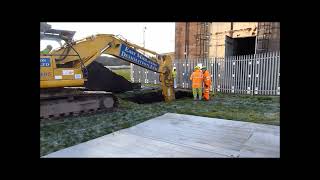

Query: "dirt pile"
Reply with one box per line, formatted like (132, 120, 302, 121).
(84, 62, 133, 93)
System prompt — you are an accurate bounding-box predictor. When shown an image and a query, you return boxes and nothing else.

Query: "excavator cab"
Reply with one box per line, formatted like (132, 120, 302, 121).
(40, 55, 84, 88)
(40, 23, 85, 88)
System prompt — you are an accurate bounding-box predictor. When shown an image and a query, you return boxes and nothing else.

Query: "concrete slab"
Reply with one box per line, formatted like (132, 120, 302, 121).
(43, 113, 280, 158)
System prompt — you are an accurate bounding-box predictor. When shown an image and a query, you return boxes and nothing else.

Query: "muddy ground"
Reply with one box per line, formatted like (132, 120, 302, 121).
(118, 89, 193, 104)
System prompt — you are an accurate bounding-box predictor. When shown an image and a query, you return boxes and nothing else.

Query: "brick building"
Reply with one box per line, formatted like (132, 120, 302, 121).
(175, 22, 280, 59)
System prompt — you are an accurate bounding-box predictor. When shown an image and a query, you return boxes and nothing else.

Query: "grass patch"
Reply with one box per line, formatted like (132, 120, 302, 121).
(142, 83, 161, 88)
(112, 69, 131, 81)
(40, 92, 279, 156)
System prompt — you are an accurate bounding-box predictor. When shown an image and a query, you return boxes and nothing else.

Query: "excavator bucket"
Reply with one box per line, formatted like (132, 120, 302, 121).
(40, 22, 76, 42)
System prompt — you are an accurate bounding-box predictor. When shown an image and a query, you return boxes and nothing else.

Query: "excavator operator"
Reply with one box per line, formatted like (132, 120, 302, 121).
(41, 45, 53, 54)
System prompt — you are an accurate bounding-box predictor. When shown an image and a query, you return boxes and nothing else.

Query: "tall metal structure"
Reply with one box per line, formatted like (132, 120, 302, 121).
(143, 26, 146, 55)
(195, 22, 212, 62)
(184, 22, 190, 60)
(255, 22, 272, 54)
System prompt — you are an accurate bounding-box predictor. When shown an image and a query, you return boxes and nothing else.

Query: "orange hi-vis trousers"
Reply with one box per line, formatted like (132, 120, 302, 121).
(202, 70, 211, 101)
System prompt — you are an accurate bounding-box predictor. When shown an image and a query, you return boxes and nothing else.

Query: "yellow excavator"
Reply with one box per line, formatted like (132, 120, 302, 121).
(40, 23, 175, 119)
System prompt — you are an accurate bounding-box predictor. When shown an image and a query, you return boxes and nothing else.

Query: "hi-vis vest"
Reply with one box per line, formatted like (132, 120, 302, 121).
(40, 48, 50, 54)
(190, 70, 203, 88)
(172, 70, 177, 78)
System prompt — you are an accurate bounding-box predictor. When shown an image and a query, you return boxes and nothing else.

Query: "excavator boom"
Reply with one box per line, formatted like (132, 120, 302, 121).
(52, 34, 161, 71)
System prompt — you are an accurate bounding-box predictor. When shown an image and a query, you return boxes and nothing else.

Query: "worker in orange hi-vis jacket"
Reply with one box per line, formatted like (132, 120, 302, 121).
(190, 66, 203, 100)
(201, 66, 211, 101)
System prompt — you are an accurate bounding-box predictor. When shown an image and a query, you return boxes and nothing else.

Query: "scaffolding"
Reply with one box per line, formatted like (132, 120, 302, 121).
(255, 22, 272, 54)
(195, 22, 212, 62)
(184, 22, 190, 59)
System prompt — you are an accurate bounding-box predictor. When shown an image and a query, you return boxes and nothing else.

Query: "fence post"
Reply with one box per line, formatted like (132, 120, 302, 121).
(258, 53, 262, 95)
(246, 55, 249, 95)
(276, 51, 280, 95)
(260, 53, 264, 95)
(235, 55, 238, 94)
(239, 55, 242, 94)
(266, 52, 270, 95)
(270, 52, 275, 95)
(210, 57, 213, 93)
(252, 54, 256, 95)
(250, 54, 254, 95)
(226, 56, 229, 94)
(231, 56, 236, 93)
(213, 57, 216, 94)
(248, 54, 250, 95)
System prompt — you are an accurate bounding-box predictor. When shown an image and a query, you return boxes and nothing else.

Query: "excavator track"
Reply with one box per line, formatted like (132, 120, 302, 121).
(40, 88, 119, 121)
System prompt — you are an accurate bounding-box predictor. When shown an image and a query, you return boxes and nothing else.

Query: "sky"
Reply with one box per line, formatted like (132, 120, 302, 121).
(41, 22, 175, 54)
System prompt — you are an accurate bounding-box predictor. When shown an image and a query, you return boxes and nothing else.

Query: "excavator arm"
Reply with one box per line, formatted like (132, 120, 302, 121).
(53, 34, 160, 70)
(42, 34, 175, 102)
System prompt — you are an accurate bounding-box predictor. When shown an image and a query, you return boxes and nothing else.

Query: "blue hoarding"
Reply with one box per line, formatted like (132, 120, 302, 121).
(119, 44, 159, 72)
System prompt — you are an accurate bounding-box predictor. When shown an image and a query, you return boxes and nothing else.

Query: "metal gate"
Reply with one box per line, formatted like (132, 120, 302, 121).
(132, 51, 280, 96)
